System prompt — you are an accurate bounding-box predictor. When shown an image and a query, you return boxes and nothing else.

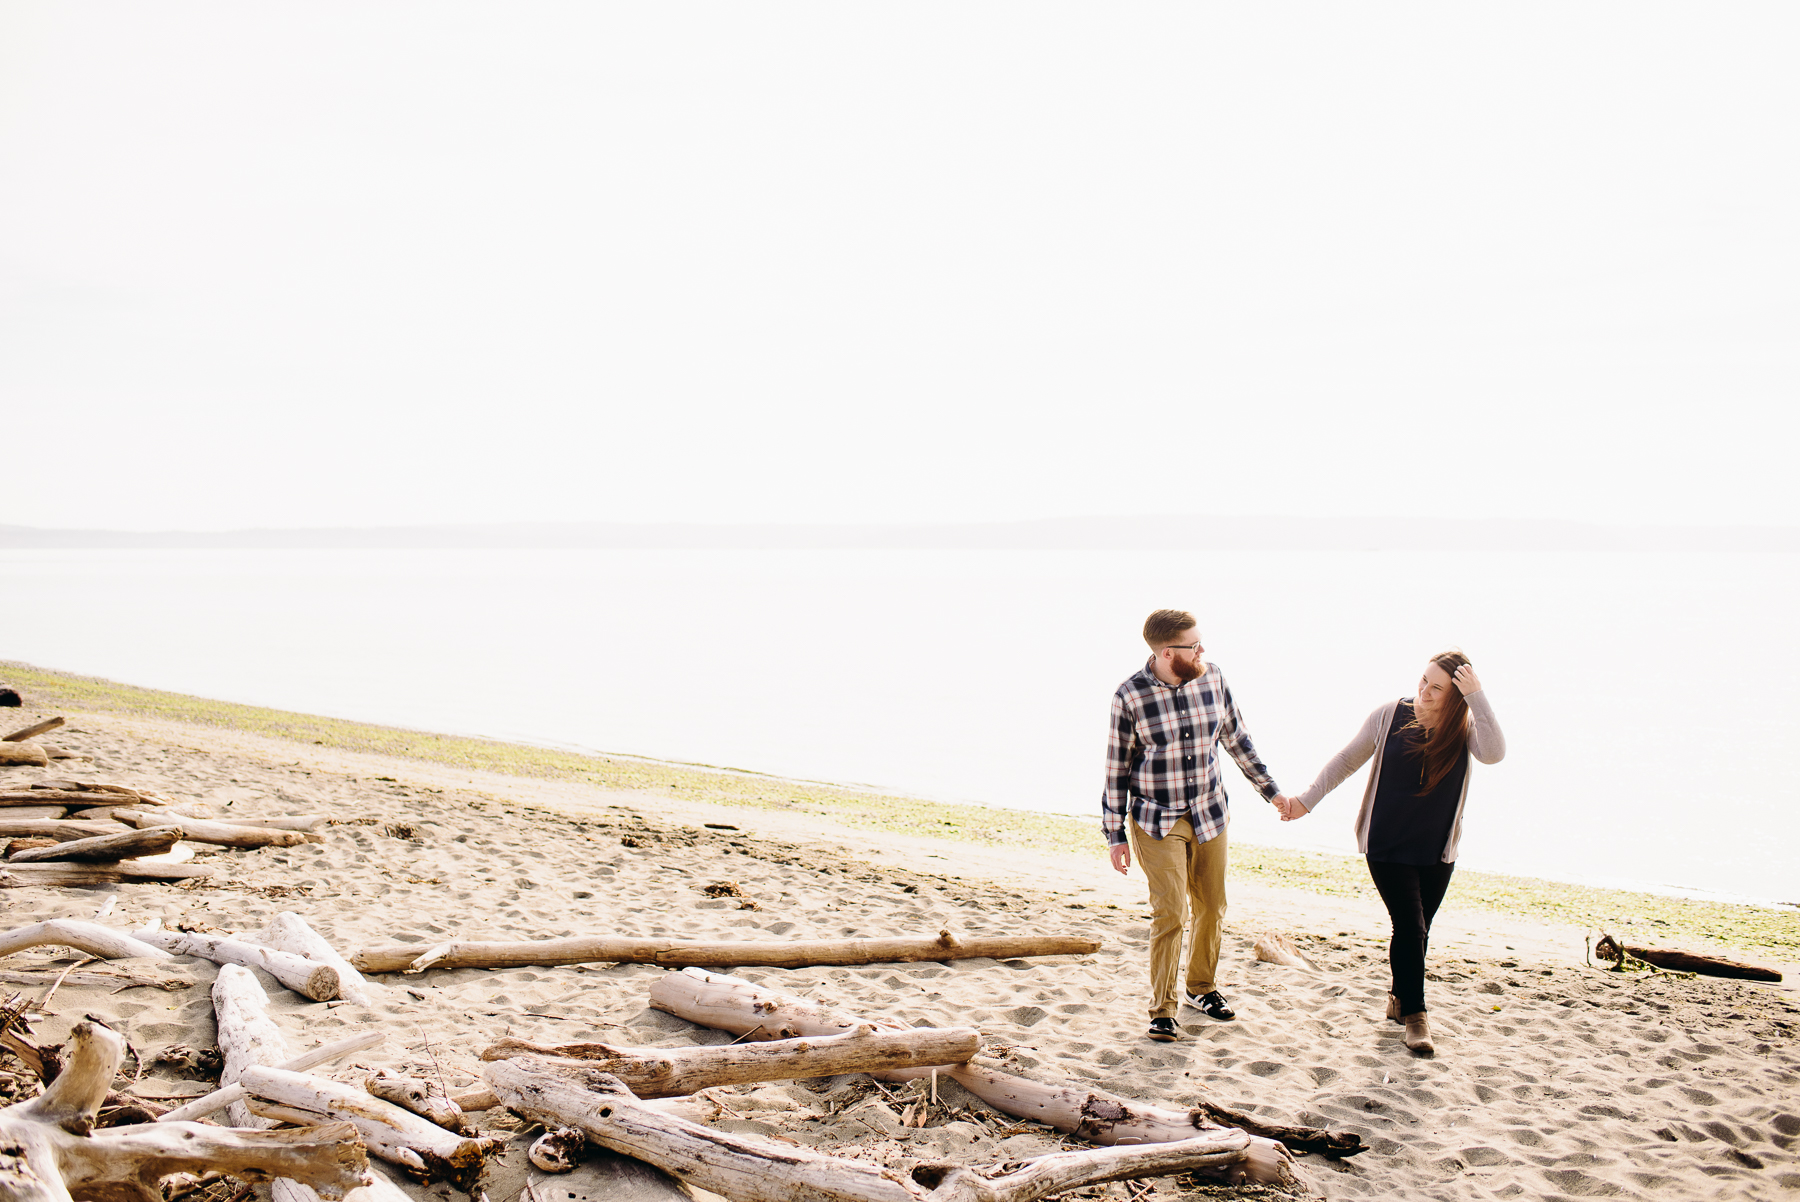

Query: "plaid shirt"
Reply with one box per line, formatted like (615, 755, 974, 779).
(1102, 659, 1280, 847)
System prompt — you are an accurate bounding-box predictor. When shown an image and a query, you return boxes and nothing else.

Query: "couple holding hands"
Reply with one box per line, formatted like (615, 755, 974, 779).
(1102, 609, 1505, 1056)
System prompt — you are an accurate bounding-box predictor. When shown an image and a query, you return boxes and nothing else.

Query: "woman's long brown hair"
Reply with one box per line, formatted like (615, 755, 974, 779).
(1402, 650, 1473, 795)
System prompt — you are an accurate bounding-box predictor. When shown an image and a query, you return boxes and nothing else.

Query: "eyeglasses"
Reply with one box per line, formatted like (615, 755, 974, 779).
(1168, 641, 1203, 654)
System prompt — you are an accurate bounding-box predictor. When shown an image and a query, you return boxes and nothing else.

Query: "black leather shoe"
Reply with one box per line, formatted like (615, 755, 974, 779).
(1185, 990, 1235, 1021)
(1146, 1017, 1179, 1042)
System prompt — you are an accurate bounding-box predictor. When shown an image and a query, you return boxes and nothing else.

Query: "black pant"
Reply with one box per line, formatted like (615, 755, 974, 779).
(1365, 857, 1456, 1016)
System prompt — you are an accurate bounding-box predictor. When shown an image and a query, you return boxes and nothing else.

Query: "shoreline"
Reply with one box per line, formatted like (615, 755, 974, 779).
(7, 660, 1796, 965)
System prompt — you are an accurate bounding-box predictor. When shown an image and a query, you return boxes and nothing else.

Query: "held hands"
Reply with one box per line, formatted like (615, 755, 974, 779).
(1271, 793, 1308, 822)
(1109, 843, 1132, 876)
(1453, 663, 1482, 696)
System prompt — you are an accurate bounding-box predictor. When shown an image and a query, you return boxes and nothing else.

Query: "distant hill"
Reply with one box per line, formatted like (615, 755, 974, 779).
(3, 518, 1795, 552)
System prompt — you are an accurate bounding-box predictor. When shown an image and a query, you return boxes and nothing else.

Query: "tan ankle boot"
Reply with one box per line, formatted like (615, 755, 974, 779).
(1403, 1011, 1435, 1056)
(1386, 992, 1402, 1023)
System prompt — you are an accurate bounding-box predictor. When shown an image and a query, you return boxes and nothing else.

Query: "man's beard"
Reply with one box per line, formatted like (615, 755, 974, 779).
(1171, 657, 1202, 683)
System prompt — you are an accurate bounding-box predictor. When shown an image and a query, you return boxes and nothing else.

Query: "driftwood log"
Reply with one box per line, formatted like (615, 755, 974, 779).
(486, 1056, 1253, 1202)
(29, 780, 148, 796)
(649, 966, 887, 1038)
(7, 826, 182, 863)
(479, 1024, 983, 1098)
(0, 1018, 371, 1202)
(158, 1031, 386, 1124)
(0, 791, 161, 808)
(240, 1066, 503, 1191)
(113, 809, 321, 849)
(0, 745, 50, 768)
(0, 963, 205, 992)
(0, 919, 174, 961)
(0, 818, 130, 841)
(352, 928, 1099, 975)
(249, 912, 377, 1006)
(1, 717, 64, 742)
(0, 861, 215, 887)
(135, 928, 340, 1001)
(213, 965, 296, 1128)
(1594, 933, 1782, 982)
(885, 1062, 1363, 1160)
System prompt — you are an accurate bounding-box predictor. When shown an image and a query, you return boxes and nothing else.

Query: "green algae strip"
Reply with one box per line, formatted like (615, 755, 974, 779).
(8, 660, 1796, 957)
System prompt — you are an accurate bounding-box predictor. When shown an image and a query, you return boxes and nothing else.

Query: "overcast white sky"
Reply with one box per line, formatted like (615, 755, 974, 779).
(1, 4, 1794, 532)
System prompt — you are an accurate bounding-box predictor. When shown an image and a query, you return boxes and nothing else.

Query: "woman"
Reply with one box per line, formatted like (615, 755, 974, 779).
(1276, 650, 1504, 1056)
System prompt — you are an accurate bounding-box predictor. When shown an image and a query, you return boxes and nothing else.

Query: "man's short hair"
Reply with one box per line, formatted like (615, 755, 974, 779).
(1143, 609, 1197, 650)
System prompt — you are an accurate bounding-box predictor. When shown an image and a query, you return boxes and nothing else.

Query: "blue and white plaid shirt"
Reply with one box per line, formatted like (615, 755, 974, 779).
(1102, 659, 1280, 847)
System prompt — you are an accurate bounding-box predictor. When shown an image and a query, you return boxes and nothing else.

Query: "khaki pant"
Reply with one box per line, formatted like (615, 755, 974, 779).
(1128, 816, 1228, 1020)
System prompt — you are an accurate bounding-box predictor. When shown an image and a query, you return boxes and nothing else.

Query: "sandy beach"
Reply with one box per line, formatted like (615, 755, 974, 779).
(3, 698, 1798, 1201)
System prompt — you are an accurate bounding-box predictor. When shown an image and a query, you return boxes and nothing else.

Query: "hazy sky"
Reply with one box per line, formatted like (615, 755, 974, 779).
(2, 4, 1794, 531)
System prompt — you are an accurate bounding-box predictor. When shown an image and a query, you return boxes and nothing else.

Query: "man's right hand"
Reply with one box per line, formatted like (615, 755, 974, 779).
(1109, 843, 1132, 875)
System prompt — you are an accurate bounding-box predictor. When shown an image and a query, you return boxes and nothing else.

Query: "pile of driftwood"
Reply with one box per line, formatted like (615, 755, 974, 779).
(2, 717, 330, 890)
(0, 908, 1366, 1202)
(0, 912, 414, 1202)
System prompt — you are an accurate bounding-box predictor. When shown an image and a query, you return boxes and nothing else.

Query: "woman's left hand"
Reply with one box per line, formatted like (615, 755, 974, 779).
(1453, 663, 1482, 695)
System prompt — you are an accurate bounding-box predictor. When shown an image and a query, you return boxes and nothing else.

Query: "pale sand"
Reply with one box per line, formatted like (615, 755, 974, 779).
(3, 707, 1798, 1200)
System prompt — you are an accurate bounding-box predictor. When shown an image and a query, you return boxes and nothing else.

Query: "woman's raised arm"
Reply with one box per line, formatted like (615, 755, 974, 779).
(1462, 686, 1505, 764)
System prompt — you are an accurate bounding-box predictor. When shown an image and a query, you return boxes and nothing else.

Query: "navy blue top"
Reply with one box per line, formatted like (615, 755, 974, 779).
(1365, 700, 1468, 866)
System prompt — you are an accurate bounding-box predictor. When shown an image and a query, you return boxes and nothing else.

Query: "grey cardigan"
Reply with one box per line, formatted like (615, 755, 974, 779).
(1294, 690, 1505, 864)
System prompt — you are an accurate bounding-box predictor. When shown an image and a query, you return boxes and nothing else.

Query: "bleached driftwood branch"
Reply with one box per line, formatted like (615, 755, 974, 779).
(479, 1023, 982, 1098)
(0, 861, 215, 887)
(0, 789, 164, 808)
(113, 808, 322, 849)
(135, 928, 340, 1001)
(1, 717, 64, 742)
(0, 919, 174, 961)
(27, 780, 152, 797)
(351, 928, 1099, 974)
(7, 826, 182, 863)
(0, 964, 203, 992)
(485, 1056, 1251, 1202)
(0, 818, 131, 842)
(649, 965, 877, 1038)
(0, 1019, 371, 1202)
(213, 964, 297, 1128)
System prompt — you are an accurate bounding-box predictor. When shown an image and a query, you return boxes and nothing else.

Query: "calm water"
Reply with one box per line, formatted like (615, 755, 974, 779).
(3, 548, 1795, 904)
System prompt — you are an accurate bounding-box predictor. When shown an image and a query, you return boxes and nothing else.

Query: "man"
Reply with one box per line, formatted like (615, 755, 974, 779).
(1104, 609, 1289, 1042)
